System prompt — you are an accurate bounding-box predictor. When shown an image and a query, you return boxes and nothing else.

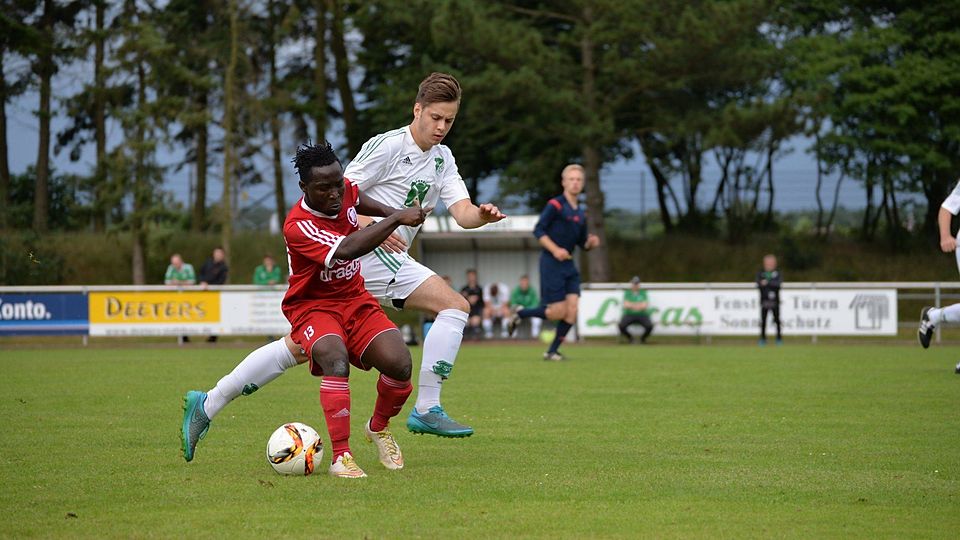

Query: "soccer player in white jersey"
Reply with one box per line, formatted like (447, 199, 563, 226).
(343, 73, 506, 437)
(918, 178, 960, 374)
(181, 73, 506, 461)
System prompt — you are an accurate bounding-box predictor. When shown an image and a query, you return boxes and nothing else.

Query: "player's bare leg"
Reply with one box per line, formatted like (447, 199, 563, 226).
(359, 329, 413, 469)
(403, 275, 474, 437)
(510, 297, 572, 340)
(310, 336, 366, 478)
(181, 335, 306, 462)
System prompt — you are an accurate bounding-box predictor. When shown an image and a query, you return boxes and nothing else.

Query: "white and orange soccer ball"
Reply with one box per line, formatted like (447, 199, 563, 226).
(266, 423, 323, 476)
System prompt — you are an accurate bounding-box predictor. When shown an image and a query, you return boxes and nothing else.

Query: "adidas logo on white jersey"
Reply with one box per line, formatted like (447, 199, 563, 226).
(400, 156, 412, 165)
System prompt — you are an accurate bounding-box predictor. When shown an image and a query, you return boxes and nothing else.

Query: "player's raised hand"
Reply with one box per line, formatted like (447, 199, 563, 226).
(584, 234, 600, 250)
(478, 203, 506, 224)
(941, 236, 957, 253)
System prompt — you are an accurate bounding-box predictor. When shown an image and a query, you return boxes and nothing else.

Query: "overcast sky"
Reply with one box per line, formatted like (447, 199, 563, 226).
(5, 58, 872, 217)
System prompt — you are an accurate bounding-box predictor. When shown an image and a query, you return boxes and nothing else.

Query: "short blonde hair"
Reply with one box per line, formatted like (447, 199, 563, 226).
(561, 164, 584, 178)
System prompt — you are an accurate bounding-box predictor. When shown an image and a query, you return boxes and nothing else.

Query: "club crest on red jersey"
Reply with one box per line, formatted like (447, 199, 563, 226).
(347, 206, 358, 227)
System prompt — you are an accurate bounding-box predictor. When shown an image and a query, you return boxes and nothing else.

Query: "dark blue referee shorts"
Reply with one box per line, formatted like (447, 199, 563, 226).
(539, 256, 581, 304)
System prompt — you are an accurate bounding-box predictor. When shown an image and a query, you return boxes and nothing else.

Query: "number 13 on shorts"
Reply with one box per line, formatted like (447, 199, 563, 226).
(304, 325, 315, 340)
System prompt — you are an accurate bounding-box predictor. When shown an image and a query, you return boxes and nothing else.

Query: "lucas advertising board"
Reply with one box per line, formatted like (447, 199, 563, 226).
(578, 288, 897, 337)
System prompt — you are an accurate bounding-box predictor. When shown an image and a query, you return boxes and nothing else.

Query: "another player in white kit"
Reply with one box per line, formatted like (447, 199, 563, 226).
(343, 73, 506, 435)
(917, 178, 960, 374)
(181, 73, 506, 461)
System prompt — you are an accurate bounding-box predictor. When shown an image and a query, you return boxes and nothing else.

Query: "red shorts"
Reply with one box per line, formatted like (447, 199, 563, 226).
(287, 294, 398, 373)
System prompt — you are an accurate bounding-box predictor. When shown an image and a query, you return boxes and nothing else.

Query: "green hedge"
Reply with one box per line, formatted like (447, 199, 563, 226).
(2, 229, 956, 286)
(604, 233, 955, 283)
(1, 229, 287, 285)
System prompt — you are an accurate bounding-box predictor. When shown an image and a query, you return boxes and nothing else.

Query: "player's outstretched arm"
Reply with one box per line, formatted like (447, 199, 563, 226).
(354, 191, 410, 254)
(334, 202, 433, 260)
(447, 199, 506, 229)
(355, 214, 408, 254)
(356, 191, 401, 219)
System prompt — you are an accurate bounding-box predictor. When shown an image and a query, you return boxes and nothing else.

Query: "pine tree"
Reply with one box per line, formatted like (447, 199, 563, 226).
(28, 0, 85, 232)
(0, 2, 38, 230)
(111, 0, 171, 283)
(155, 0, 219, 232)
(220, 0, 241, 263)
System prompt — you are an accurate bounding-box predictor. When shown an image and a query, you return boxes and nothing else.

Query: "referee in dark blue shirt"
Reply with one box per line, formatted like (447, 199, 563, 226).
(509, 164, 600, 360)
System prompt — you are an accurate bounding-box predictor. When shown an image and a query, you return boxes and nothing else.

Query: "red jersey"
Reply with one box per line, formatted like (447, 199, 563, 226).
(282, 181, 367, 318)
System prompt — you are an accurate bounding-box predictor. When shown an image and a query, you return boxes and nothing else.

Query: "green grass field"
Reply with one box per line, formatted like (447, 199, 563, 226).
(1, 343, 958, 538)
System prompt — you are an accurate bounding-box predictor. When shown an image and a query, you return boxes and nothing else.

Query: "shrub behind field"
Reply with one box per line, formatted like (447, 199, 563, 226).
(2, 230, 957, 286)
(1, 229, 287, 285)
(607, 233, 956, 283)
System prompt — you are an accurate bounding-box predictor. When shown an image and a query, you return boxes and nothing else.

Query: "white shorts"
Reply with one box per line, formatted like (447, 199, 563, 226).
(956, 240, 960, 277)
(360, 248, 436, 310)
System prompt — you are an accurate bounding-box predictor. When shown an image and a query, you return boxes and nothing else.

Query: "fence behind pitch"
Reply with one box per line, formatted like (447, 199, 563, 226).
(0, 283, 955, 343)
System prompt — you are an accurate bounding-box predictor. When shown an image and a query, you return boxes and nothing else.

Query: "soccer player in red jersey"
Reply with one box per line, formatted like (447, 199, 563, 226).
(282, 142, 430, 478)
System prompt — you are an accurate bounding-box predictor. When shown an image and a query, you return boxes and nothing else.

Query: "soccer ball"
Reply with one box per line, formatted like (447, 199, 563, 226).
(266, 422, 323, 476)
(539, 328, 556, 345)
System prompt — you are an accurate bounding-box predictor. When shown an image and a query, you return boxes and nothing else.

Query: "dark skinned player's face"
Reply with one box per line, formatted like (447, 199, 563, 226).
(300, 162, 345, 215)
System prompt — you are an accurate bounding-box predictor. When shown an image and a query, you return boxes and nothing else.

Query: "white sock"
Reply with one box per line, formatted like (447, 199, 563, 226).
(928, 308, 942, 325)
(500, 317, 509, 335)
(531, 317, 542, 337)
(204, 338, 298, 419)
(941, 303, 960, 324)
(482, 318, 493, 337)
(416, 309, 467, 414)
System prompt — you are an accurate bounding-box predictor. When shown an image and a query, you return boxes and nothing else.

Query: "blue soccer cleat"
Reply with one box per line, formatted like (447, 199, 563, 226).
(181, 390, 211, 462)
(406, 406, 473, 438)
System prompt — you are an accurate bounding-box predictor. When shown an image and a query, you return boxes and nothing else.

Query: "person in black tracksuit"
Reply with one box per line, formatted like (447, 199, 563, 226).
(199, 247, 230, 343)
(756, 254, 782, 345)
(460, 269, 485, 340)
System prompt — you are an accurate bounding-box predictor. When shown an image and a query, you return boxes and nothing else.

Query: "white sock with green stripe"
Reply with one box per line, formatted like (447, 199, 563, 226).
(415, 309, 468, 414)
(204, 338, 298, 419)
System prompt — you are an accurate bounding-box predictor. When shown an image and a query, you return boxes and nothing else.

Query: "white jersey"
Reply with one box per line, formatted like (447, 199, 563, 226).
(344, 125, 471, 248)
(483, 282, 510, 308)
(942, 180, 960, 217)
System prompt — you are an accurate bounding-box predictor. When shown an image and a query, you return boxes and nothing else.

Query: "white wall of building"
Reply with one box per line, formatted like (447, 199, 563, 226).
(420, 247, 542, 292)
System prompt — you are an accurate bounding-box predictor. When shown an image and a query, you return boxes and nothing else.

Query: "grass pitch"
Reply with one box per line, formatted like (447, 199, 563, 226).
(1, 342, 958, 538)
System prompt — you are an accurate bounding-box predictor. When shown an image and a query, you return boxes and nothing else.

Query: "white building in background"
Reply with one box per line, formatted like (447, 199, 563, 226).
(415, 215, 546, 292)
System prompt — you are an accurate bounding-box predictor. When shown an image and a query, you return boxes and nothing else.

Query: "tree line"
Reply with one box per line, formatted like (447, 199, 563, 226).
(1, 0, 958, 283)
